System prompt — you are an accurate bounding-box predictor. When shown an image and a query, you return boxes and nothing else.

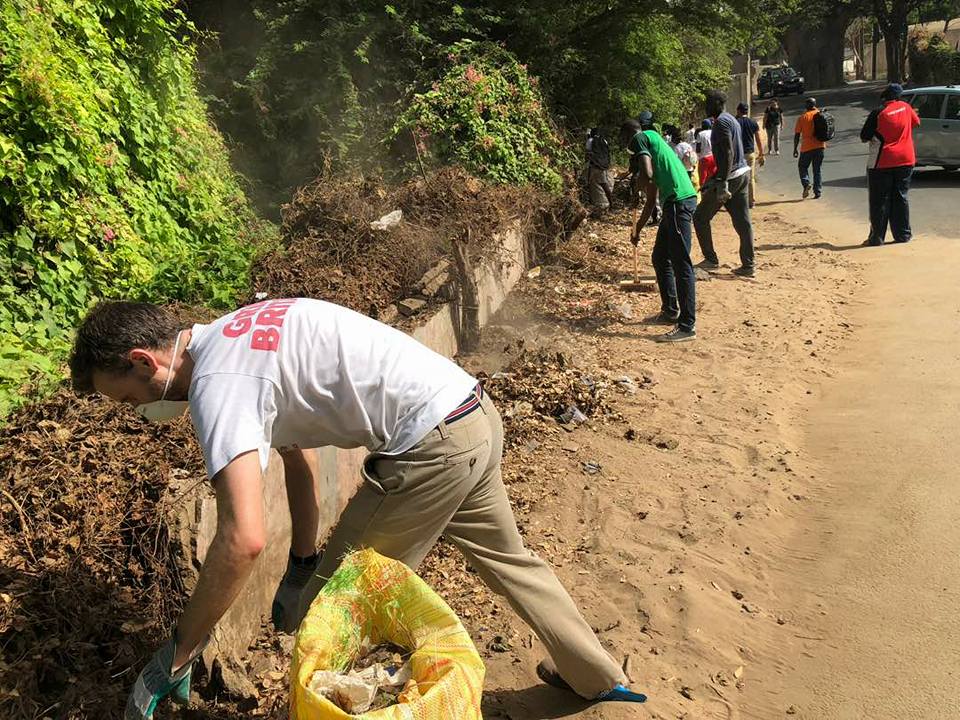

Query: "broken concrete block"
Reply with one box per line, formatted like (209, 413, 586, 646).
(419, 259, 450, 288)
(397, 298, 427, 316)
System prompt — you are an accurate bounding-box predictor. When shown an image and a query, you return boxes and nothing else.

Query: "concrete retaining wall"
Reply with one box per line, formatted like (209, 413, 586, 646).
(174, 222, 530, 674)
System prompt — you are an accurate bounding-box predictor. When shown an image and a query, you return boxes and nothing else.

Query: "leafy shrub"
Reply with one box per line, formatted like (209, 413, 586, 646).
(0, 0, 270, 416)
(909, 32, 960, 86)
(394, 41, 569, 192)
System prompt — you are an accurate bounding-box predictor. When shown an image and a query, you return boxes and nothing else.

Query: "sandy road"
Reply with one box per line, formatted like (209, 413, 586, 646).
(746, 205, 960, 719)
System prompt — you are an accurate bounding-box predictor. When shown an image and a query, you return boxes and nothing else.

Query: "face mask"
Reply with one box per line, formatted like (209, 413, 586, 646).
(136, 332, 188, 422)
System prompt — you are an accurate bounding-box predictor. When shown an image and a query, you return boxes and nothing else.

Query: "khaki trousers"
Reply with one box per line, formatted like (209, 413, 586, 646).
(745, 151, 758, 206)
(303, 393, 626, 698)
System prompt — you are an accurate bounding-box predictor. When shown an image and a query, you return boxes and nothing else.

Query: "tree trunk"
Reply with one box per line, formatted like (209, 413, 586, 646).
(451, 228, 481, 352)
(784, 9, 853, 89)
(881, 21, 910, 81)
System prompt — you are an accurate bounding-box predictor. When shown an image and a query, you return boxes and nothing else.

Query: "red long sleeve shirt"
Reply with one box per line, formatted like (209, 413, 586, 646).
(866, 100, 920, 169)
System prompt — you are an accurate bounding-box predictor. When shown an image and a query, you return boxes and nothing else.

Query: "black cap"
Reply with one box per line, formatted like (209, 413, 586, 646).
(638, 110, 654, 128)
(805, 97, 816, 109)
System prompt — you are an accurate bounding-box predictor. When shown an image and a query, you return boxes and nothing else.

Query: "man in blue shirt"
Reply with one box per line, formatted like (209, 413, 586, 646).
(736, 102, 765, 208)
(693, 89, 756, 277)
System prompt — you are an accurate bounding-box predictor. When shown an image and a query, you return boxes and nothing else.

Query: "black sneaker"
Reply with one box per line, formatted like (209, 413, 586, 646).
(893, 237, 911, 244)
(862, 238, 883, 247)
(802, 185, 810, 199)
(732, 266, 756, 277)
(696, 259, 720, 270)
(655, 327, 696, 343)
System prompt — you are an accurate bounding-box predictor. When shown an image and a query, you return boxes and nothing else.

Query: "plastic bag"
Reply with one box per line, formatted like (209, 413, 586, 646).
(291, 549, 485, 719)
(370, 210, 403, 231)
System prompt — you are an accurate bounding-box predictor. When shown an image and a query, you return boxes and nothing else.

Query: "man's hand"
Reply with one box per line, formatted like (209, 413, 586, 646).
(630, 229, 641, 246)
(758, 154, 765, 167)
(125, 634, 208, 719)
(272, 551, 320, 633)
(793, 149, 799, 158)
(704, 177, 731, 204)
(717, 181, 732, 204)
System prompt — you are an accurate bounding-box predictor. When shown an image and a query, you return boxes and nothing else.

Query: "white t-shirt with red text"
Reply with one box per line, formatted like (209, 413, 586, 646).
(186, 298, 477, 479)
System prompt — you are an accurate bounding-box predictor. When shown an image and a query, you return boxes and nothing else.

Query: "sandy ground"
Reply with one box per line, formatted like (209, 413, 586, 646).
(443, 200, 862, 719)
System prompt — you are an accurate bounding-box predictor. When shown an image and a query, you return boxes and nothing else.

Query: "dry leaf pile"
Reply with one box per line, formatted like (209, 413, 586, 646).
(480, 349, 617, 448)
(0, 391, 206, 719)
(249, 167, 577, 320)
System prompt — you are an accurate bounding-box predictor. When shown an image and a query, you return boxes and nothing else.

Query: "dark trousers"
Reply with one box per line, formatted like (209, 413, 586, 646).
(694, 171, 754, 269)
(798, 148, 824, 196)
(867, 166, 913, 243)
(652, 196, 698, 332)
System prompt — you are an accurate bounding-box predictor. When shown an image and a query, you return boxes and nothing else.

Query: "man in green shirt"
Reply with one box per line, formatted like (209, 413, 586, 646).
(620, 116, 699, 342)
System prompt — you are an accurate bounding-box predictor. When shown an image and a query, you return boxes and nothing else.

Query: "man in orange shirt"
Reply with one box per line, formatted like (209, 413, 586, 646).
(793, 97, 827, 199)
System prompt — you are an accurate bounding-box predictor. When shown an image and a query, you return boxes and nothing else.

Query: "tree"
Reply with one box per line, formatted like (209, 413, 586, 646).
(873, 0, 926, 80)
(783, 0, 865, 89)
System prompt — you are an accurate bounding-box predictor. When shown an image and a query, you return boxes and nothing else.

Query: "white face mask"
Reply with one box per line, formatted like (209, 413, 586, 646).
(136, 332, 188, 422)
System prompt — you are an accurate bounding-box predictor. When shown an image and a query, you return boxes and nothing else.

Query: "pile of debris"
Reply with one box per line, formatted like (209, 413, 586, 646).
(0, 391, 204, 719)
(249, 167, 584, 325)
(481, 348, 618, 448)
(309, 641, 411, 713)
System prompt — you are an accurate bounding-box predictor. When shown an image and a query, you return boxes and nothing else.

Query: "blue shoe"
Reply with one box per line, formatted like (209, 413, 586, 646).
(537, 661, 647, 703)
(597, 684, 648, 703)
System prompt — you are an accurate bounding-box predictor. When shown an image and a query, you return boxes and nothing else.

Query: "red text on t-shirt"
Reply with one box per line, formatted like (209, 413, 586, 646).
(222, 298, 297, 352)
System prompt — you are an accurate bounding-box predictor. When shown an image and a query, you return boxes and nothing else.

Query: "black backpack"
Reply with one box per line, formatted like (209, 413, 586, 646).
(589, 134, 611, 170)
(813, 110, 835, 142)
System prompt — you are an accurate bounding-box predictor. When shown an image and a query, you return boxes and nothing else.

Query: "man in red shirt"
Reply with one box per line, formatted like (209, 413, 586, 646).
(859, 83, 920, 245)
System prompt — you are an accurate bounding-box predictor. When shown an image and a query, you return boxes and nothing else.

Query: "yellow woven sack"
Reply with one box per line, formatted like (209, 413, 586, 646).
(291, 549, 485, 719)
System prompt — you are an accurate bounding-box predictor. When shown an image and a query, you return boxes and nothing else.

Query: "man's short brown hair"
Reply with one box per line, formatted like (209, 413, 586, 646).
(69, 302, 180, 394)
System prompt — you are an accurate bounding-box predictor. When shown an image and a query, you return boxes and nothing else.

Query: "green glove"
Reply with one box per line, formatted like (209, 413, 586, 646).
(125, 633, 207, 719)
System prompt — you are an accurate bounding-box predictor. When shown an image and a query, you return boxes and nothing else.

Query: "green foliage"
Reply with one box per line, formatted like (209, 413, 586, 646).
(909, 31, 960, 84)
(0, 0, 269, 416)
(394, 41, 567, 192)
(192, 1, 765, 206)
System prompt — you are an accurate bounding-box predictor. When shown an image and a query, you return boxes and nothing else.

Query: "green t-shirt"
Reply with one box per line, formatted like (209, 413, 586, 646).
(628, 130, 697, 204)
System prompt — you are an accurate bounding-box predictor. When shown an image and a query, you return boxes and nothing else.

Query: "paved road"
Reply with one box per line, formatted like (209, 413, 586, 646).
(753, 81, 960, 241)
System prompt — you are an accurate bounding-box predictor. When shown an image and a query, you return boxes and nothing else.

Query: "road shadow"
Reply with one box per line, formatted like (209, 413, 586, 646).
(821, 174, 868, 188)
(757, 240, 865, 252)
(755, 199, 805, 206)
(911, 168, 960, 188)
(482, 684, 594, 719)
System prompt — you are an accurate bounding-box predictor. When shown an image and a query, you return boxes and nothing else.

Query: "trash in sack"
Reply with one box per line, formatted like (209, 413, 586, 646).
(308, 642, 412, 714)
(370, 209, 403, 231)
(292, 549, 485, 719)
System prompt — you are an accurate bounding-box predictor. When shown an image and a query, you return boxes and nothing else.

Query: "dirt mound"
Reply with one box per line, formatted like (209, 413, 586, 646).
(249, 168, 583, 318)
(0, 391, 206, 718)
(480, 348, 619, 449)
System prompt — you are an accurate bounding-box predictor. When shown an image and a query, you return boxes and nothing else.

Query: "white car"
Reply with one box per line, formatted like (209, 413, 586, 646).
(900, 85, 960, 171)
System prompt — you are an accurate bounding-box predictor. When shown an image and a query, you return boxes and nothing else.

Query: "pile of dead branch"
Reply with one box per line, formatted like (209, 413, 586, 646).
(480, 349, 616, 448)
(249, 168, 585, 319)
(0, 391, 207, 719)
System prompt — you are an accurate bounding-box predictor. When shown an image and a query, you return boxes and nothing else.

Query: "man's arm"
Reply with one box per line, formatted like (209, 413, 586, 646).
(279, 447, 320, 558)
(631, 155, 657, 242)
(860, 109, 879, 143)
(793, 117, 802, 156)
(755, 130, 765, 162)
(716, 132, 733, 181)
(173, 450, 266, 668)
